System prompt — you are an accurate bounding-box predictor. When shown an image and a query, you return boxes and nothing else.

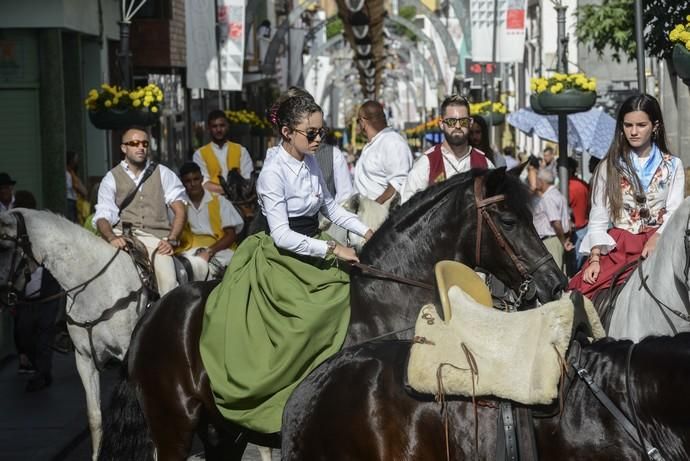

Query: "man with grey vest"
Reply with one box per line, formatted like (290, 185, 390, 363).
(94, 127, 186, 295)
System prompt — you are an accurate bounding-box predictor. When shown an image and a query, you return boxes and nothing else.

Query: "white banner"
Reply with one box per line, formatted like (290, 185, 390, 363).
(185, 0, 245, 91)
(185, 0, 215, 89)
(469, 0, 527, 63)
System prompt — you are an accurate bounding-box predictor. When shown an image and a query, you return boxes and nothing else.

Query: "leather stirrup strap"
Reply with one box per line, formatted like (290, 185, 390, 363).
(496, 401, 518, 461)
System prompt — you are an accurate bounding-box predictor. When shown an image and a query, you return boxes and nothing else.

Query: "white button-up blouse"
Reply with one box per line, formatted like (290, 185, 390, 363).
(257, 146, 369, 258)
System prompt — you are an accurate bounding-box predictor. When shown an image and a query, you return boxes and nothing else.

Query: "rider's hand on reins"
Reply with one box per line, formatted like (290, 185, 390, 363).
(157, 239, 175, 256)
(334, 244, 359, 263)
(108, 236, 128, 251)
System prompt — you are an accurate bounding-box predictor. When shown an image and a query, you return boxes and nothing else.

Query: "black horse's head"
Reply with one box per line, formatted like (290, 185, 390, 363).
(469, 168, 567, 303)
(367, 168, 566, 305)
(0, 211, 35, 307)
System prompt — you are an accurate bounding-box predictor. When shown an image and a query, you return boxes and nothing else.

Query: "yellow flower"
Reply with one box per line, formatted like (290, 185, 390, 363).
(151, 106, 158, 113)
(104, 100, 112, 108)
(132, 99, 141, 107)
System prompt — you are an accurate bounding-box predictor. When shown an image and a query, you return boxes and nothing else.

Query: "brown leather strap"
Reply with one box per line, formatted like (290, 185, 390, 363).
(350, 262, 434, 291)
(473, 176, 530, 279)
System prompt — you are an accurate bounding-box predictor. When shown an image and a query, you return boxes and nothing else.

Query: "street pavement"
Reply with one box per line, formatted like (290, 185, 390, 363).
(0, 351, 278, 460)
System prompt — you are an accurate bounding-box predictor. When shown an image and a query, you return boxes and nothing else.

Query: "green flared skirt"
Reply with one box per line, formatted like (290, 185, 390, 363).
(199, 232, 350, 433)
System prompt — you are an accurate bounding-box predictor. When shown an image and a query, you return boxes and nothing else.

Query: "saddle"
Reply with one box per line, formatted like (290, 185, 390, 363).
(406, 261, 605, 405)
(120, 226, 159, 299)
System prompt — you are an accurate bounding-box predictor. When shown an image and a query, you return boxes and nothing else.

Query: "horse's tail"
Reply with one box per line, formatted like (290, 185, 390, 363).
(97, 360, 154, 461)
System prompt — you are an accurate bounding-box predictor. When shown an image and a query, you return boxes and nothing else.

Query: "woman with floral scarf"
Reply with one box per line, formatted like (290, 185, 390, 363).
(569, 94, 685, 299)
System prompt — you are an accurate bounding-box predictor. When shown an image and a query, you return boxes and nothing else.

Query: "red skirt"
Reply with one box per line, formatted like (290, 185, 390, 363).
(568, 227, 656, 299)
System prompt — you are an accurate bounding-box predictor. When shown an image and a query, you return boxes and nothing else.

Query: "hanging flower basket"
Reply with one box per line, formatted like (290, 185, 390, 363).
(479, 112, 505, 126)
(88, 108, 158, 130)
(669, 17, 690, 86)
(84, 83, 163, 130)
(470, 101, 507, 126)
(537, 89, 596, 115)
(529, 94, 549, 115)
(530, 73, 597, 114)
(672, 44, 690, 86)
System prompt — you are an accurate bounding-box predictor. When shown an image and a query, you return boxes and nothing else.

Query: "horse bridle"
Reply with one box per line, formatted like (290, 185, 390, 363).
(0, 212, 121, 307)
(0, 212, 36, 307)
(474, 176, 552, 303)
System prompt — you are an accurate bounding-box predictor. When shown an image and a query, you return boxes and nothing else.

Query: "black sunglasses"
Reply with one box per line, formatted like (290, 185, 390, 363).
(122, 140, 150, 148)
(294, 127, 328, 142)
(441, 117, 473, 128)
(635, 194, 650, 220)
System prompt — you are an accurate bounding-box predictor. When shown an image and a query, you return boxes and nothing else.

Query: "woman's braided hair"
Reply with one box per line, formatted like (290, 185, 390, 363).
(268, 87, 322, 139)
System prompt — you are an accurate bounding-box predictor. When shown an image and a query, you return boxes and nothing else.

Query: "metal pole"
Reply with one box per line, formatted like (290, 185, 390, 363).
(634, 0, 645, 93)
(489, 0, 499, 146)
(215, 0, 224, 110)
(555, 3, 569, 199)
(119, 21, 132, 89)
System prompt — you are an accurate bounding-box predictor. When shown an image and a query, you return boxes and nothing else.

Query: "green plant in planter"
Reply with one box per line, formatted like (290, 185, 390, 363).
(84, 83, 163, 129)
(530, 73, 597, 114)
(669, 15, 690, 85)
(470, 101, 507, 126)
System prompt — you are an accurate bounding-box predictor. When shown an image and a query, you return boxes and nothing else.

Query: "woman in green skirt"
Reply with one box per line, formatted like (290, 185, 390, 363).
(200, 93, 373, 433)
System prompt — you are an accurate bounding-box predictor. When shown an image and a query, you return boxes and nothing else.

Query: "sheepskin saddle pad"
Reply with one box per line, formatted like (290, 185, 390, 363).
(407, 287, 605, 405)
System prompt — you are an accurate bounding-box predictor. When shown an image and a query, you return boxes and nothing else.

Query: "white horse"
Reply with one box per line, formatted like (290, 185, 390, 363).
(604, 197, 690, 341)
(0, 209, 210, 460)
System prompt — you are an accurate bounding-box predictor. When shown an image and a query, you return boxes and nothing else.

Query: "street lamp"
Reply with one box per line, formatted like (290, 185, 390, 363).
(553, 0, 569, 200)
(118, 0, 149, 89)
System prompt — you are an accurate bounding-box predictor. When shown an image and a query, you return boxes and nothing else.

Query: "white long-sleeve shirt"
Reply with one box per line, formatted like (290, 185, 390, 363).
(354, 127, 413, 200)
(257, 145, 369, 257)
(579, 156, 685, 255)
(192, 141, 254, 182)
(93, 161, 186, 226)
(265, 144, 354, 204)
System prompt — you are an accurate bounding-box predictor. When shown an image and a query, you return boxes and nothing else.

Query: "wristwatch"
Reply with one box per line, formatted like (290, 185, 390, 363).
(163, 237, 180, 247)
(326, 240, 337, 255)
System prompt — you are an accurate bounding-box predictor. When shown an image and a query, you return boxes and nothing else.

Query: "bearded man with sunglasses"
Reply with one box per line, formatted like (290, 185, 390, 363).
(93, 127, 187, 295)
(401, 95, 494, 204)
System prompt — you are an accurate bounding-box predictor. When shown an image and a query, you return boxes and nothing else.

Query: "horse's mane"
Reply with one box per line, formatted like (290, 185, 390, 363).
(584, 332, 690, 362)
(382, 168, 534, 233)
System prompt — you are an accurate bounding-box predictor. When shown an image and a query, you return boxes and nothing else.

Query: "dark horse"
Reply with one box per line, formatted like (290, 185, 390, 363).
(98, 169, 567, 460)
(282, 334, 690, 460)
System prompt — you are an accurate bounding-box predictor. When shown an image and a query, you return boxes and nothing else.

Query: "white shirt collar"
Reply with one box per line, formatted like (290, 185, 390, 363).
(279, 145, 307, 174)
(120, 159, 152, 179)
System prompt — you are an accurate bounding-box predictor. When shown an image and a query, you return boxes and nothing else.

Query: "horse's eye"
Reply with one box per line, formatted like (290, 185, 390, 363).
(500, 217, 517, 227)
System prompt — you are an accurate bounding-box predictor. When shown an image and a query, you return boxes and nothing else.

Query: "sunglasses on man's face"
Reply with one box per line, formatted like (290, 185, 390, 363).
(441, 117, 473, 128)
(294, 127, 328, 143)
(122, 140, 150, 148)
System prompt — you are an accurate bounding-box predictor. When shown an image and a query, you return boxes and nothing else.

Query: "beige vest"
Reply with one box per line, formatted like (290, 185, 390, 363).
(111, 164, 170, 238)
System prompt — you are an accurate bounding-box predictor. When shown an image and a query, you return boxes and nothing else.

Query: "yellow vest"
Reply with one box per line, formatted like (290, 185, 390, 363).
(177, 194, 237, 253)
(199, 142, 242, 185)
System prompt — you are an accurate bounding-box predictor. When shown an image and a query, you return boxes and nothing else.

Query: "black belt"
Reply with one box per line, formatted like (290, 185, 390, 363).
(265, 214, 319, 237)
(540, 235, 556, 241)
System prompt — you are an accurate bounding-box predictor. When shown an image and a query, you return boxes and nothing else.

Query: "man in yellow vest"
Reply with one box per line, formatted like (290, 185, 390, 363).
(192, 109, 254, 195)
(177, 162, 244, 269)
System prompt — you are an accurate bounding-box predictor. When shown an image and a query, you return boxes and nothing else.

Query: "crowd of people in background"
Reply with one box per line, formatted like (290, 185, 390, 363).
(1, 89, 680, 399)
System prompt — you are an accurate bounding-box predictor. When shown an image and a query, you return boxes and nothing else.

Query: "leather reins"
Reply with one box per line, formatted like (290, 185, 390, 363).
(351, 175, 550, 295)
(474, 176, 551, 283)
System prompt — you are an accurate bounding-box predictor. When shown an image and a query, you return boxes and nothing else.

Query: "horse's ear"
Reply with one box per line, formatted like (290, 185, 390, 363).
(485, 167, 506, 195)
(507, 162, 527, 177)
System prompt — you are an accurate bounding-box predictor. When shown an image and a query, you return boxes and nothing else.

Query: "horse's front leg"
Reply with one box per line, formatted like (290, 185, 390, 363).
(72, 341, 102, 460)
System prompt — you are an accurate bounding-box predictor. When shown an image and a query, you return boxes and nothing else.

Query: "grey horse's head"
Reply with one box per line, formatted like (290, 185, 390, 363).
(0, 211, 36, 307)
